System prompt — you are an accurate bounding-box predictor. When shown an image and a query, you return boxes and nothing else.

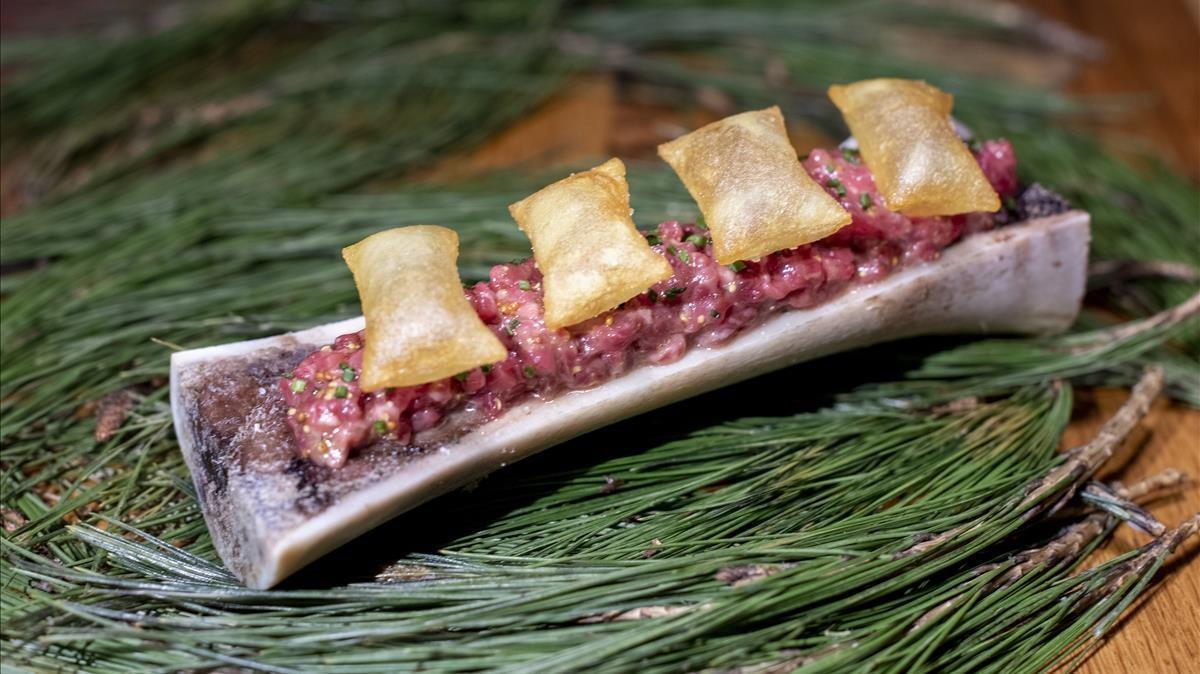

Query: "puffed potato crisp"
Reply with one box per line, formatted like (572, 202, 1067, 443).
(828, 78, 1000, 216)
(343, 226, 507, 391)
(509, 158, 673, 329)
(657, 106, 850, 265)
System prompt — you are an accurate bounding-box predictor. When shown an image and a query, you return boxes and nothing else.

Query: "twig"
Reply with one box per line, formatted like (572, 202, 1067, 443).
(715, 563, 795, 588)
(909, 514, 1107, 633)
(929, 396, 983, 416)
(1088, 259, 1200, 287)
(579, 603, 712, 624)
(1081, 482, 1165, 536)
(1092, 512, 1200, 635)
(1022, 366, 1164, 517)
(149, 336, 187, 352)
(1112, 468, 1190, 503)
(1100, 512, 1200, 595)
(1065, 366, 1163, 467)
(94, 390, 134, 443)
(942, 0, 1105, 58)
(695, 642, 857, 674)
(376, 563, 436, 583)
(1068, 291, 1200, 352)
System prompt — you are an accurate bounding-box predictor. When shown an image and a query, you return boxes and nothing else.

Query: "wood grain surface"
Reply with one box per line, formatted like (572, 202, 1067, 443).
(1016, 3, 1200, 672)
(1066, 390, 1199, 673)
(420, 6, 1200, 668)
(1019, 0, 1200, 179)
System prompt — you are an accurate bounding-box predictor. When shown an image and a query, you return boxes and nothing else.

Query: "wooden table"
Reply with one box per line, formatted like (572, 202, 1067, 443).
(1019, 3, 1199, 671)
(423, 4, 1200, 667)
(1021, 0, 1200, 179)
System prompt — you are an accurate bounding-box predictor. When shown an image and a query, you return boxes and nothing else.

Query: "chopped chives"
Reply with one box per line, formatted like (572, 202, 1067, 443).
(518, 280, 532, 291)
(685, 234, 707, 248)
(289, 379, 306, 393)
(859, 192, 872, 210)
(523, 365, 536, 379)
(373, 420, 388, 435)
(827, 178, 846, 198)
(729, 261, 746, 272)
(505, 318, 520, 336)
(334, 385, 349, 398)
(662, 286, 686, 299)
(645, 233, 661, 246)
(670, 246, 691, 263)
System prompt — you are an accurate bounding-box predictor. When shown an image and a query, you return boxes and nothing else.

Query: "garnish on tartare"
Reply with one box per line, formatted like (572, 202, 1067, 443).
(282, 80, 1021, 467)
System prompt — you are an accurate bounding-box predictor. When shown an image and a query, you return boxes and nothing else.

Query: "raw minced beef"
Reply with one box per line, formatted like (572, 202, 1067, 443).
(282, 140, 1020, 466)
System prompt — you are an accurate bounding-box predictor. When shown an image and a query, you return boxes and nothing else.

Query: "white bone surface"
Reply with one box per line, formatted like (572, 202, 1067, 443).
(171, 211, 1089, 588)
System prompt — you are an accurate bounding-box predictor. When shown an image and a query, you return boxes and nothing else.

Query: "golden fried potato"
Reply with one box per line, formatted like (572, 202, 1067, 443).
(657, 106, 850, 265)
(828, 79, 1000, 216)
(343, 226, 507, 391)
(509, 158, 673, 329)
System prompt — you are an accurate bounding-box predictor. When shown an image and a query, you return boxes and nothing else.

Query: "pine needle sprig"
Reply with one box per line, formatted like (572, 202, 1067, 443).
(847, 289, 1200, 407)
(4, 372, 1188, 673)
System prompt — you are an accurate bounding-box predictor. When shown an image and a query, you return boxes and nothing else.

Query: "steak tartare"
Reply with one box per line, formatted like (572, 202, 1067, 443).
(282, 140, 1019, 467)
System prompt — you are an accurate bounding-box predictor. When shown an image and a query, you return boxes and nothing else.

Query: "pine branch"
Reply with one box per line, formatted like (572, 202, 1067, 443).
(909, 467, 1185, 634)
